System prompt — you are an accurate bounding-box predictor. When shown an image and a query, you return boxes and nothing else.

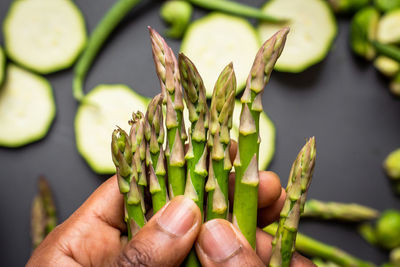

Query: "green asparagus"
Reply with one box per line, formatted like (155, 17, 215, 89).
(149, 27, 186, 198)
(31, 177, 58, 248)
(112, 113, 147, 239)
(383, 148, 400, 194)
(265, 223, 376, 267)
(161, 0, 192, 39)
(303, 199, 379, 222)
(269, 137, 316, 267)
(233, 27, 289, 249)
(205, 63, 236, 221)
(144, 94, 168, 213)
(312, 258, 341, 267)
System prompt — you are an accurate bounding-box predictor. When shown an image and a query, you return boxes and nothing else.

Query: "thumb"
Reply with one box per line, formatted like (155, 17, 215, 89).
(114, 196, 201, 267)
(196, 219, 264, 267)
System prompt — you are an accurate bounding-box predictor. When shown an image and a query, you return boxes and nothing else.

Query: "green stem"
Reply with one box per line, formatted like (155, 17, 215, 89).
(372, 41, 400, 63)
(186, 0, 285, 23)
(73, 0, 141, 101)
(264, 223, 376, 267)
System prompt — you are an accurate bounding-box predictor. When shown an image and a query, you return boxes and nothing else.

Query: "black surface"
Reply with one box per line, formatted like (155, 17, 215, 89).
(0, 0, 399, 266)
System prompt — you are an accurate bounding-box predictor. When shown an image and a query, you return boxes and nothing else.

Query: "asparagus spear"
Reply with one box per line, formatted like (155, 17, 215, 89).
(144, 94, 168, 213)
(269, 137, 317, 267)
(112, 113, 147, 239)
(178, 53, 208, 214)
(149, 27, 186, 198)
(302, 199, 379, 222)
(31, 177, 57, 248)
(265, 223, 376, 267)
(205, 63, 236, 220)
(232, 27, 289, 249)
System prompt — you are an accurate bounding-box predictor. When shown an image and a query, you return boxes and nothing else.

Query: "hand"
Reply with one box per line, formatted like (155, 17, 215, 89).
(27, 143, 314, 267)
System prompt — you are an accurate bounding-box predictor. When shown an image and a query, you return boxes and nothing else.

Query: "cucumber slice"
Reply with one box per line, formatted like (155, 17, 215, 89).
(3, 0, 87, 74)
(231, 101, 275, 170)
(0, 46, 5, 86)
(181, 13, 260, 97)
(0, 64, 55, 147)
(377, 9, 400, 44)
(75, 85, 149, 174)
(258, 0, 337, 73)
(374, 56, 400, 77)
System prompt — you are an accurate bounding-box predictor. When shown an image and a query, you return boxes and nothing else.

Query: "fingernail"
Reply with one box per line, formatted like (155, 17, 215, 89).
(157, 196, 197, 236)
(198, 220, 241, 262)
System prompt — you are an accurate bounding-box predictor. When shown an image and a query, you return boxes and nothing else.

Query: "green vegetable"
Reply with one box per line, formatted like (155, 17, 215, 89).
(112, 114, 147, 239)
(374, 0, 400, 12)
(312, 258, 340, 267)
(383, 148, 400, 194)
(161, 0, 193, 39)
(390, 247, 400, 266)
(73, 0, 141, 101)
(3, 0, 86, 74)
(258, 0, 337, 73)
(377, 9, 400, 44)
(359, 210, 400, 250)
(144, 95, 168, 213)
(233, 27, 289, 249)
(179, 53, 209, 214)
(0, 46, 5, 86)
(185, 0, 284, 22)
(372, 41, 400, 62)
(327, 0, 369, 14)
(31, 177, 58, 248)
(75, 84, 149, 174)
(181, 13, 261, 97)
(265, 223, 376, 267)
(390, 73, 400, 97)
(149, 28, 186, 197)
(270, 137, 317, 267)
(374, 56, 400, 77)
(302, 199, 379, 222)
(205, 63, 236, 220)
(0, 64, 55, 147)
(350, 7, 379, 60)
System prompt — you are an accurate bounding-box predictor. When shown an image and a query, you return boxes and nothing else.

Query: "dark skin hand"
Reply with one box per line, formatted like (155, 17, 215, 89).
(27, 142, 315, 267)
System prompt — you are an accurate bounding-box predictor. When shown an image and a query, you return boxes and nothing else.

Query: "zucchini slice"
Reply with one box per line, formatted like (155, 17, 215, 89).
(181, 13, 260, 97)
(231, 101, 275, 170)
(0, 64, 55, 147)
(374, 56, 400, 77)
(377, 9, 400, 44)
(258, 0, 337, 73)
(0, 46, 5, 86)
(3, 0, 87, 74)
(75, 85, 149, 174)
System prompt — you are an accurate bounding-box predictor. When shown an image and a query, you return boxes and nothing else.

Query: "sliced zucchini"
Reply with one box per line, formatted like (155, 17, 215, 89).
(377, 9, 400, 44)
(181, 13, 260, 97)
(374, 56, 400, 77)
(0, 46, 5, 86)
(0, 64, 55, 147)
(231, 101, 275, 170)
(258, 0, 337, 73)
(3, 0, 87, 74)
(75, 85, 149, 174)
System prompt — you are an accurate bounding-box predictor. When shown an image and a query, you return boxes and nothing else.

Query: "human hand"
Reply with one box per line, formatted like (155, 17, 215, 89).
(27, 143, 314, 267)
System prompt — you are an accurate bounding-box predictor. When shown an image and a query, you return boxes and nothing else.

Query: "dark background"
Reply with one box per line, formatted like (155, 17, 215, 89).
(0, 0, 399, 265)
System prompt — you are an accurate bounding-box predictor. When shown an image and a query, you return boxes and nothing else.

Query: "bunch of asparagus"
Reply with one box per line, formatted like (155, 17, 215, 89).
(111, 26, 320, 266)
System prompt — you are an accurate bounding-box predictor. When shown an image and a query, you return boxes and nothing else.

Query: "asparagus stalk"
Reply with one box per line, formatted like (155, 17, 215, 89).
(264, 223, 376, 267)
(31, 177, 57, 248)
(205, 63, 236, 220)
(144, 94, 168, 213)
(149, 27, 186, 198)
(178, 53, 208, 214)
(269, 137, 317, 267)
(302, 199, 379, 222)
(112, 113, 147, 239)
(232, 27, 289, 249)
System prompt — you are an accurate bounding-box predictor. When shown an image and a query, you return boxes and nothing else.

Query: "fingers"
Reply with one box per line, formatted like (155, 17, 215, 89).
(255, 229, 315, 267)
(229, 171, 282, 209)
(257, 188, 286, 227)
(114, 196, 201, 267)
(196, 219, 264, 267)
